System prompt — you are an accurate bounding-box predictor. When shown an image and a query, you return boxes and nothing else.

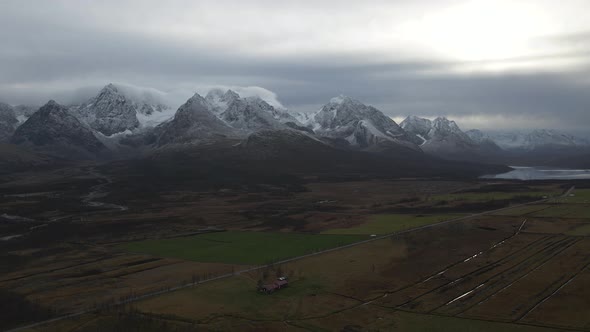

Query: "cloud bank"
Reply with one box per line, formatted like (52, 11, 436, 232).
(0, 0, 589, 131)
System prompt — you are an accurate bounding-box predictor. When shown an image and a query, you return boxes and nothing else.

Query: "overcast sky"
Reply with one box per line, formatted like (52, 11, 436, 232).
(1, 0, 590, 131)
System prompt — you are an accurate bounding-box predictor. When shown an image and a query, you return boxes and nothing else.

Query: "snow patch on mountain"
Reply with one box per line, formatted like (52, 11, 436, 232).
(73, 83, 174, 136)
(400, 116, 432, 138)
(310, 95, 421, 149)
(156, 93, 242, 146)
(205, 89, 240, 115)
(485, 129, 590, 150)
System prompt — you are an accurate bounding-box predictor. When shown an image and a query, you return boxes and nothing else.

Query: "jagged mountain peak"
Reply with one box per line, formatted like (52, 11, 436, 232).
(0, 102, 18, 141)
(37, 100, 72, 118)
(11, 100, 106, 157)
(312, 96, 422, 148)
(432, 117, 459, 129)
(44, 99, 61, 108)
(102, 83, 118, 92)
(465, 129, 487, 143)
(220, 96, 283, 131)
(316, 96, 375, 128)
(400, 116, 432, 141)
(241, 95, 273, 107)
(205, 88, 239, 101)
(156, 93, 240, 146)
(171, 92, 224, 122)
(429, 117, 469, 139)
(212, 91, 303, 132)
(93, 83, 125, 101)
(224, 89, 240, 100)
(484, 129, 589, 150)
(76, 85, 139, 136)
(184, 92, 209, 107)
(324, 95, 371, 112)
(329, 95, 356, 105)
(74, 84, 175, 135)
(205, 89, 241, 115)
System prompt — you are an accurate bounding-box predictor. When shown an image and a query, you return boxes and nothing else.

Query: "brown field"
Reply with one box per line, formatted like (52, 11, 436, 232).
(112, 203, 590, 330)
(0, 247, 245, 314)
(1, 171, 585, 332)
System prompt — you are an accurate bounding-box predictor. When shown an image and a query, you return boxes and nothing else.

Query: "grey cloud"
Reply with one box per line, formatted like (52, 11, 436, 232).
(0, 1, 589, 132)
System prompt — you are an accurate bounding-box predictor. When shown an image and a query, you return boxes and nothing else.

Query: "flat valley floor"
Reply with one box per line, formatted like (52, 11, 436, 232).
(1, 167, 589, 331)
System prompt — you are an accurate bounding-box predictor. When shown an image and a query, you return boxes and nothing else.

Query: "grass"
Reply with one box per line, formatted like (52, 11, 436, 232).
(119, 231, 366, 265)
(557, 189, 590, 204)
(307, 308, 566, 332)
(491, 205, 550, 217)
(531, 205, 590, 219)
(431, 191, 555, 203)
(566, 223, 590, 236)
(323, 214, 464, 235)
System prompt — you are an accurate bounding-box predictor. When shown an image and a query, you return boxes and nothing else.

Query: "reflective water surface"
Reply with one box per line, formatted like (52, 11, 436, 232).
(484, 166, 590, 180)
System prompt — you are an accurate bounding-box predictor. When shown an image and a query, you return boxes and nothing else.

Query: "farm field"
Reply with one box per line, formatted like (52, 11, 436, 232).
(109, 188, 590, 331)
(119, 231, 367, 265)
(554, 188, 590, 204)
(430, 189, 558, 204)
(323, 213, 465, 235)
(491, 204, 552, 216)
(2, 178, 585, 331)
(0, 249, 242, 315)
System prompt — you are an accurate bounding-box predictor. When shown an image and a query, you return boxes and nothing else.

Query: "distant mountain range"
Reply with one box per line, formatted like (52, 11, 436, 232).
(0, 83, 588, 172)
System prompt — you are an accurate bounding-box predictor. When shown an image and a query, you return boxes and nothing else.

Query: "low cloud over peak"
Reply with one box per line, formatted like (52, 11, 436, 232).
(0, 0, 589, 131)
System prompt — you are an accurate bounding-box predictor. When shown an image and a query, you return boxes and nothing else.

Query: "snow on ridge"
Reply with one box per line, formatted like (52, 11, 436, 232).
(330, 95, 348, 104)
(136, 107, 177, 128)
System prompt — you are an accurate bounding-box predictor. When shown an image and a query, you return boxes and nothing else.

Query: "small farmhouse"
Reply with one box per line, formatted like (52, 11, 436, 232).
(258, 277, 289, 294)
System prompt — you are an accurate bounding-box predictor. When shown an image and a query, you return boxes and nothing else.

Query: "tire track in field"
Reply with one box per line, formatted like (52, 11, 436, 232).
(371, 233, 548, 309)
(395, 235, 569, 312)
(435, 237, 582, 316)
(516, 259, 590, 322)
(371, 234, 549, 309)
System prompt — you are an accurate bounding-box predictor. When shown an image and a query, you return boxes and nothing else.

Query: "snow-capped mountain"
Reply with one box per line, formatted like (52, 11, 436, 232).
(401, 116, 504, 162)
(399, 115, 432, 145)
(0, 102, 19, 141)
(155, 89, 314, 146)
(5, 83, 587, 169)
(155, 93, 241, 146)
(11, 100, 106, 157)
(222, 96, 301, 131)
(426, 117, 476, 148)
(205, 89, 240, 116)
(206, 89, 302, 132)
(73, 83, 173, 136)
(465, 129, 488, 144)
(309, 95, 421, 149)
(12, 105, 38, 124)
(484, 129, 589, 151)
(401, 116, 477, 149)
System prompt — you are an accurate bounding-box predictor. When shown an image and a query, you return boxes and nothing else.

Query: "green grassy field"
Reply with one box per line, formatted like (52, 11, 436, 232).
(119, 231, 366, 265)
(557, 189, 590, 204)
(323, 214, 464, 235)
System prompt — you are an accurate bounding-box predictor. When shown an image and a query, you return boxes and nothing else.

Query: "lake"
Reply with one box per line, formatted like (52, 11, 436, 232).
(484, 166, 590, 180)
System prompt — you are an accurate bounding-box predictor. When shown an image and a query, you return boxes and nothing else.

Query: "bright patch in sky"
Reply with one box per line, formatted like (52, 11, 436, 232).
(400, 1, 552, 62)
